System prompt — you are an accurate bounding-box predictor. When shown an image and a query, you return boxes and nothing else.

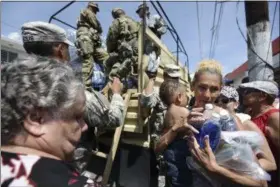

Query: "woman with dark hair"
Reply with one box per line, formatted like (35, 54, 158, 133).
(1, 57, 100, 187)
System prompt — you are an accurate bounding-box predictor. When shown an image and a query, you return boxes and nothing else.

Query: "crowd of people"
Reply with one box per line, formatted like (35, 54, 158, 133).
(1, 2, 280, 187)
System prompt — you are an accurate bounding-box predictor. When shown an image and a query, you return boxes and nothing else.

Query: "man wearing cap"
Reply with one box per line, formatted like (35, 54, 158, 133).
(239, 80, 279, 187)
(136, 3, 167, 39)
(21, 21, 124, 178)
(136, 3, 167, 87)
(140, 63, 181, 187)
(21, 21, 74, 63)
(76, 2, 108, 90)
(105, 8, 139, 81)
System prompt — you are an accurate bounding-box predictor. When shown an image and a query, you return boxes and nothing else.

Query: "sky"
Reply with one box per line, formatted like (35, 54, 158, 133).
(1, 1, 279, 76)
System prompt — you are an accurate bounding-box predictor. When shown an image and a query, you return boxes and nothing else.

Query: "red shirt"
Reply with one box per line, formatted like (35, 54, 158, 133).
(252, 108, 279, 187)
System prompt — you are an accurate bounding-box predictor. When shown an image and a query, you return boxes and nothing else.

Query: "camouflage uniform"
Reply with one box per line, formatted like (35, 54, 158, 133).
(76, 2, 108, 90)
(74, 90, 124, 173)
(140, 64, 181, 187)
(106, 8, 139, 81)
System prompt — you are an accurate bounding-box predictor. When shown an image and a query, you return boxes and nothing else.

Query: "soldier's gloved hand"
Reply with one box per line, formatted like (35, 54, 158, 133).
(110, 77, 123, 94)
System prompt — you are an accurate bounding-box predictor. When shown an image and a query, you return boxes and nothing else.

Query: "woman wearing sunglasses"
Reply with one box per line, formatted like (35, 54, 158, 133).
(239, 81, 280, 187)
(217, 86, 276, 169)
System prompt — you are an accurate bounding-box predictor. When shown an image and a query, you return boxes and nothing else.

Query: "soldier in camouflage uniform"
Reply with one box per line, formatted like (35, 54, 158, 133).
(105, 8, 139, 81)
(136, 3, 167, 39)
(140, 64, 181, 187)
(21, 21, 125, 179)
(76, 2, 109, 90)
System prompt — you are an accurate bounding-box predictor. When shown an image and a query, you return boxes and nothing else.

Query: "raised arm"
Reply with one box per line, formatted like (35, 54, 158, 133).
(140, 78, 159, 108)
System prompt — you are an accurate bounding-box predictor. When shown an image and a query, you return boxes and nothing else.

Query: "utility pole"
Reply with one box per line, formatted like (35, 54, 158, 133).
(244, 1, 274, 81)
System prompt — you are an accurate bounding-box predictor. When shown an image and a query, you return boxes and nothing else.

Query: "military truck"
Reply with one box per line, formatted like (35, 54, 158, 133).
(49, 2, 192, 186)
(86, 24, 192, 187)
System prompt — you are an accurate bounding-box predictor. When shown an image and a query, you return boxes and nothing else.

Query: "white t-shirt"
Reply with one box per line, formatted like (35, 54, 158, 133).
(236, 113, 251, 124)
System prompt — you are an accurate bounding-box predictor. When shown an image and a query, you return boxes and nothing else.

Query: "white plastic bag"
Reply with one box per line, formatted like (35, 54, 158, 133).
(220, 131, 263, 151)
(215, 141, 271, 181)
(147, 51, 160, 73)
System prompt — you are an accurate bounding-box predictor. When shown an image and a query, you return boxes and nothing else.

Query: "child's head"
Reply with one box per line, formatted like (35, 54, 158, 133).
(159, 80, 188, 107)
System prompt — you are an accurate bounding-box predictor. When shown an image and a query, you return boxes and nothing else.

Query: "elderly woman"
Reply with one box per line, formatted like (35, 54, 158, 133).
(216, 86, 276, 171)
(240, 80, 279, 187)
(1, 57, 100, 187)
(157, 60, 274, 187)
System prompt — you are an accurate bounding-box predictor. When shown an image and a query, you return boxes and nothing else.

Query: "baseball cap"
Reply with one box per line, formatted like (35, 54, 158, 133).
(220, 86, 239, 102)
(21, 21, 74, 46)
(239, 80, 279, 96)
(164, 64, 181, 78)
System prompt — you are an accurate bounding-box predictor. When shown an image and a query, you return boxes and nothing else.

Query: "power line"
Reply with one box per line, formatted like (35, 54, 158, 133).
(1, 21, 21, 31)
(209, 1, 218, 58)
(211, 3, 224, 58)
(196, 1, 203, 59)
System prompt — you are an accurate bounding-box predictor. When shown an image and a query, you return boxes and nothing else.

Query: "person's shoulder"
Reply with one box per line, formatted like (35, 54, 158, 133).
(1, 151, 90, 187)
(268, 109, 280, 124)
(169, 105, 190, 117)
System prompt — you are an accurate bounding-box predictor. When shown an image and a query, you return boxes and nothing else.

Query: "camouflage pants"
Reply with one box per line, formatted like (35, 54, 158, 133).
(76, 27, 108, 90)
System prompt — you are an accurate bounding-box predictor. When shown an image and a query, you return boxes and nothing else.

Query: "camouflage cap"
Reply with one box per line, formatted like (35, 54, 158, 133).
(164, 64, 181, 78)
(88, 2, 99, 12)
(112, 8, 125, 15)
(21, 21, 74, 46)
(136, 3, 149, 13)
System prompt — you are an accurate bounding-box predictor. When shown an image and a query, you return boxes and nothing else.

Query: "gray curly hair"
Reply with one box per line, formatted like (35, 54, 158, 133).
(1, 56, 84, 145)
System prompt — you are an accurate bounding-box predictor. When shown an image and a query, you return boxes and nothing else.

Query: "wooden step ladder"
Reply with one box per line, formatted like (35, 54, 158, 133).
(91, 90, 132, 186)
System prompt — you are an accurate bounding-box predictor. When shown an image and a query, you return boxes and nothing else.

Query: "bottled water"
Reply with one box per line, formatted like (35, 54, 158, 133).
(195, 104, 221, 151)
(219, 110, 237, 131)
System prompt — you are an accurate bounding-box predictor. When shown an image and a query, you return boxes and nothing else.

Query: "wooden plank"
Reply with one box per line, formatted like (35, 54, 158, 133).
(125, 112, 138, 119)
(92, 151, 107, 159)
(101, 90, 132, 186)
(124, 124, 143, 133)
(128, 100, 138, 107)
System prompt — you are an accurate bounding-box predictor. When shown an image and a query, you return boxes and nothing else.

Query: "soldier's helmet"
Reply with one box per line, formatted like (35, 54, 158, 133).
(112, 8, 125, 18)
(88, 2, 99, 12)
(136, 3, 149, 14)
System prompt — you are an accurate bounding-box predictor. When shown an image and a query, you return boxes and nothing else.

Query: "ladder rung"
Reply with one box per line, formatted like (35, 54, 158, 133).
(92, 150, 108, 159)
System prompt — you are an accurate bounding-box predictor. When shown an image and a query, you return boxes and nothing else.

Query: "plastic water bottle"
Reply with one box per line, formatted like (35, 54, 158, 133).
(199, 113, 221, 151)
(203, 103, 215, 120)
(219, 110, 237, 131)
(195, 104, 221, 151)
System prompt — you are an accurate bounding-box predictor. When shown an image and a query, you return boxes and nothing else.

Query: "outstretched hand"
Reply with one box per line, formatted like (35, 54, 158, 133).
(187, 135, 219, 172)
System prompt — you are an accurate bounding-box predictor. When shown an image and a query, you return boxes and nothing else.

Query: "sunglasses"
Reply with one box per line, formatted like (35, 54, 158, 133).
(215, 97, 235, 104)
(242, 88, 261, 96)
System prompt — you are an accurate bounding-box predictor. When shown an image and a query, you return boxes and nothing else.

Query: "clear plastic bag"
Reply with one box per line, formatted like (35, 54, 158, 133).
(220, 131, 263, 151)
(215, 141, 271, 181)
